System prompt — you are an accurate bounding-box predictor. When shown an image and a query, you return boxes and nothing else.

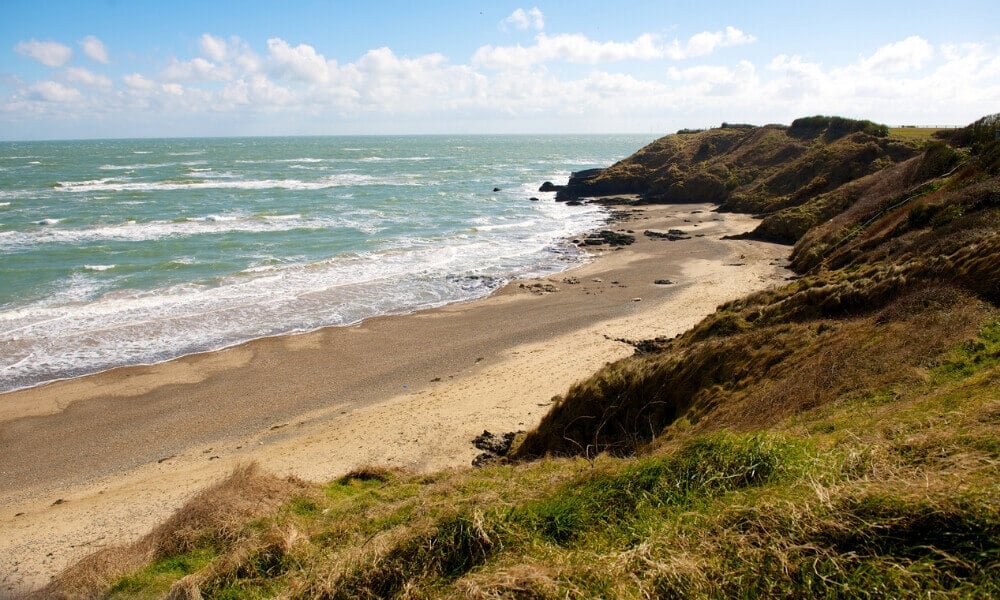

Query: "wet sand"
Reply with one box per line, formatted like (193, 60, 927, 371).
(0, 203, 791, 593)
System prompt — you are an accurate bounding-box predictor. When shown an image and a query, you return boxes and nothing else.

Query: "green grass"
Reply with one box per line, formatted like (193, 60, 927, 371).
(889, 127, 952, 141)
(105, 549, 214, 599)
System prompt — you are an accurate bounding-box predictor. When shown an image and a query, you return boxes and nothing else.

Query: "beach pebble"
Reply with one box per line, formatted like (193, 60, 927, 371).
(631, 297, 642, 302)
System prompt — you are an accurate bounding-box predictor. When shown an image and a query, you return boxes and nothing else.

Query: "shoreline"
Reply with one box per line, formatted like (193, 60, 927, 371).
(0, 202, 791, 593)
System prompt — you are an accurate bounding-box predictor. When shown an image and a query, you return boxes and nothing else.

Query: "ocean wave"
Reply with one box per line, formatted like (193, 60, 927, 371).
(0, 221, 601, 389)
(52, 173, 415, 193)
(358, 156, 438, 163)
(0, 214, 359, 250)
(84, 264, 116, 271)
(99, 161, 208, 171)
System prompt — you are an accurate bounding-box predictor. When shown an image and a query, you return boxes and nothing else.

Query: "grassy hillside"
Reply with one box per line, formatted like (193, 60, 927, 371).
(558, 116, 928, 244)
(40, 116, 1000, 599)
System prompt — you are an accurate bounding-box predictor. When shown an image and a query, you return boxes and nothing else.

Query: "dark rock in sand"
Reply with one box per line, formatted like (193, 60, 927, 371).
(644, 229, 691, 241)
(581, 230, 636, 247)
(655, 279, 675, 285)
(472, 430, 521, 467)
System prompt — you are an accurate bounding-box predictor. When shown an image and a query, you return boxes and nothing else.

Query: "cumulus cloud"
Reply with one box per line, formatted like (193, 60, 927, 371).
(27, 81, 82, 102)
(501, 7, 544, 31)
(122, 73, 156, 91)
(267, 38, 330, 82)
(859, 35, 934, 73)
(162, 57, 229, 82)
(200, 33, 229, 62)
(474, 27, 755, 69)
(64, 67, 112, 88)
(161, 83, 184, 96)
(15, 39, 73, 67)
(3, 29, 997, 137)
(79, 35, 109, 64)
(668, 26, 756, 59)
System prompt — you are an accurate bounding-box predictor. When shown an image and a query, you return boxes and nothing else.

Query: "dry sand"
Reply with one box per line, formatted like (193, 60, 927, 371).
(0, 203, 791, 594)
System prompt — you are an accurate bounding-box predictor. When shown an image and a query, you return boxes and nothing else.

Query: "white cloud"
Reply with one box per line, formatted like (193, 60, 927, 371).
(122, 73, 156, 91)
(15, 39, 73, 67)
(668, 60, 758, 96)
(501, 7, 544, 32)
(79, 35, 109, 64)
(859, 35, 934, 73)
(162, 57, 229, 82)
(669, 26, 756, 59)
(200, 33, 229, 62)
(474, 27, 755, 69)
(4, 30, 998, 138)
(267, 38, 330, 82)
(27, 81, 82, 102)
(64, 67, 112, 89)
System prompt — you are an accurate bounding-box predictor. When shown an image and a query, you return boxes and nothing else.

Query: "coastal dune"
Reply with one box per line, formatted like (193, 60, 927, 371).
(0, 203, 790, 592)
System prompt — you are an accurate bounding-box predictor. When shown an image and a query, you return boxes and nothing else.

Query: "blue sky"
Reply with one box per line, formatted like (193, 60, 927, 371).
(1, 1, 998, 140)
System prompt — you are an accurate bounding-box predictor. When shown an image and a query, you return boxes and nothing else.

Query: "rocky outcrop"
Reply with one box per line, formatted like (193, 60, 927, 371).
(550, 118, 924, 244)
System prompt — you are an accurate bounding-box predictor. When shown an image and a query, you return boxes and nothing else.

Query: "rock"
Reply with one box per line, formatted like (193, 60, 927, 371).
(472, 452, 498, 467)
(472, 430, 521, 467)
(632, 297, 642, 302)
(655, 279, 674, 285)
(493, 187, 501, 192)
(539, 181, 563, 192)
(644, 229, 690, 241)
(591, 230, 635, 246)
(566, 200, 584, 206)
(529, 197, 540, 201)
(473, 431, 515, 454)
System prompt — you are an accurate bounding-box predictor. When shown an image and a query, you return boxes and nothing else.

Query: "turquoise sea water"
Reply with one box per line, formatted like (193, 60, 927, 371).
(0, 135, 652, 393)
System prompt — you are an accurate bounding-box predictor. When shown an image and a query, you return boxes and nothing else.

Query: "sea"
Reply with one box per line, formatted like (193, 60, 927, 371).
(0, 134, 653, 393)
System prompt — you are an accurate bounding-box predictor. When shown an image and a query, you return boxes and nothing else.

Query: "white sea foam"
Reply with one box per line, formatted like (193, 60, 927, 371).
(0, 199, 607, 393)
(52, 173, 411, 193)
(0, 202, 10, 207)
(36, 218, 60, 225)
(0, 135, 651, 392)
(0, 214, 354, 251)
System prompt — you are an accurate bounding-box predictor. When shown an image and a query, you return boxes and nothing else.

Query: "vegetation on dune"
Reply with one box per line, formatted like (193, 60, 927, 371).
(40, 116, 1000, 599)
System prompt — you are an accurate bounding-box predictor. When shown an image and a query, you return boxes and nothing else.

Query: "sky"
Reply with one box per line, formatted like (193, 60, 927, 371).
(1, 0, 998, 140)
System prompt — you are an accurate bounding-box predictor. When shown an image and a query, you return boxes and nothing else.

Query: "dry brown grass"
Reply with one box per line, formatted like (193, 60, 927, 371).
(515, 287, 992, 461)
(35, 462, 305, 599)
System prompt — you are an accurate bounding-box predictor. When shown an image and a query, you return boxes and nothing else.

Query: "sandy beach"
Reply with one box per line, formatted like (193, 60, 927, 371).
(0, 202, 790, 594)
